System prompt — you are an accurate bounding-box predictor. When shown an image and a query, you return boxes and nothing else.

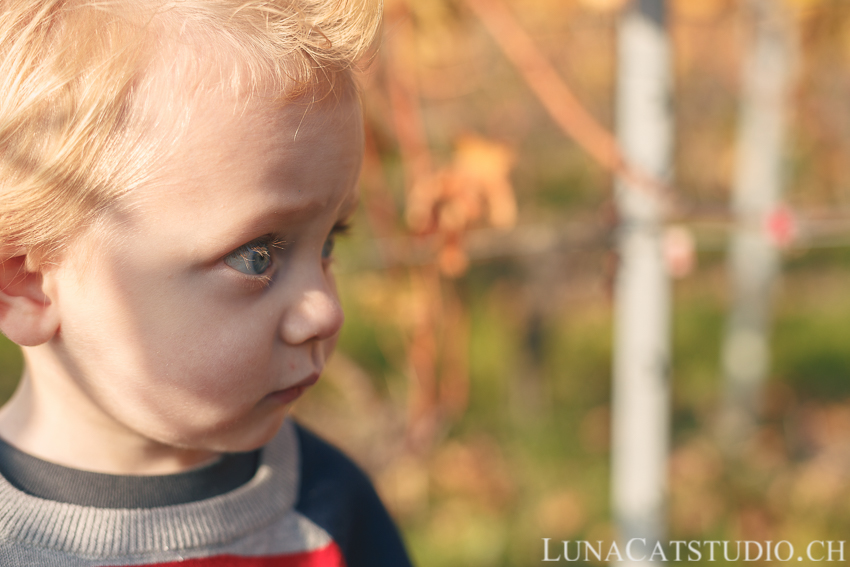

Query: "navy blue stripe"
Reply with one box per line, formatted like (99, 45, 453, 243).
(292, 423, 413, 567)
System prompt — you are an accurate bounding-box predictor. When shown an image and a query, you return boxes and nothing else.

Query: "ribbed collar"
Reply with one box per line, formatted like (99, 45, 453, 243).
(0, 438, 260, 509)
(0, 419, 299, 557)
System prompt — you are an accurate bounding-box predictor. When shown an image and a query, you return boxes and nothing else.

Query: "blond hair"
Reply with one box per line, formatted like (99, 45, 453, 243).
(0, 0, 380, 265)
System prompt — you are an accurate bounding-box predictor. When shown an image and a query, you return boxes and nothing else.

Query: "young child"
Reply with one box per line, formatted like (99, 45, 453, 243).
(0, 1, 413, 565)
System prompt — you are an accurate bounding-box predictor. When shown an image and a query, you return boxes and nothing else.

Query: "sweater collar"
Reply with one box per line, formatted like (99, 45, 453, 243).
(0, 419, 299, 557)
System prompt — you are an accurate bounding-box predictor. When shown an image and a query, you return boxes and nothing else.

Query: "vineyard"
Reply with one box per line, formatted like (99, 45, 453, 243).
(2, 0, 850, 565)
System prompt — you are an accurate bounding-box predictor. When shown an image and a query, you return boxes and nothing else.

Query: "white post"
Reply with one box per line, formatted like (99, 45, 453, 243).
(719, 0, 794, 453)
(610, 1, 672, 565)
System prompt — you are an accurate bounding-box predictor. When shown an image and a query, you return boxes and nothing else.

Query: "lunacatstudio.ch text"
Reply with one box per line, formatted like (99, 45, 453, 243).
(542, 538, 846, 563)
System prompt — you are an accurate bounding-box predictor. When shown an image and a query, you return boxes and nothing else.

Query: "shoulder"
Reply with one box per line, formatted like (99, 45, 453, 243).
(293, 422, 372, 501)
(292, 421, 414, 567)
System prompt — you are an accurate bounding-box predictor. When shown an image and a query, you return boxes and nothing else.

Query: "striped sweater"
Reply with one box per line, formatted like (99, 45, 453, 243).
(0, 419, 413, 566)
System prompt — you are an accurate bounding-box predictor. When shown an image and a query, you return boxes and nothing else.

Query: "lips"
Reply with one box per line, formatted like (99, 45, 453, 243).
(265, 373, 320, 405)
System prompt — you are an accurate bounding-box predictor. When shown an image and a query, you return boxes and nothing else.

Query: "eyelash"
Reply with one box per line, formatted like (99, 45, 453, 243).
(224, 222, 352, 287)
(323, 222, 351, 261)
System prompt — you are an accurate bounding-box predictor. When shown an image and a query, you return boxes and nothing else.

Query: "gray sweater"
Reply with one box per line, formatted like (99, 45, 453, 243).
(0, 419, 387, 565)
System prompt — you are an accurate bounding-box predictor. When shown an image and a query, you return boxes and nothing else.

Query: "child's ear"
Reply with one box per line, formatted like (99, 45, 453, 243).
(0, 253, 60, 347)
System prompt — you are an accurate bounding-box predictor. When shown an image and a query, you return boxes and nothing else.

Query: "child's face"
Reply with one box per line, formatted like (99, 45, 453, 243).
(40, 89, 363, 456)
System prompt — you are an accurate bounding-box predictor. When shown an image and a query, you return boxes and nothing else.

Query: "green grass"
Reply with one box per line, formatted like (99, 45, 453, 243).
(0, 335, 22, 404)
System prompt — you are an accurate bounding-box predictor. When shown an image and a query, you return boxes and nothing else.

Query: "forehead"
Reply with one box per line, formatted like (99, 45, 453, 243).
(116, 86, 363, 246)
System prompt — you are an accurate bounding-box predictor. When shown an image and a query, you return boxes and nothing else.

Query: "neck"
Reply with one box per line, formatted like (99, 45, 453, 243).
(0, 349, 220, 475)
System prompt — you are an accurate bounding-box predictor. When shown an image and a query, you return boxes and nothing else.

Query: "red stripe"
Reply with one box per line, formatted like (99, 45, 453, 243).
(105, 542, 346, 567)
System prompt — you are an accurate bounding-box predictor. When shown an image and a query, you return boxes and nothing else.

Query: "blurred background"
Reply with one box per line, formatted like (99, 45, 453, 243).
(4, 0, 850, 564)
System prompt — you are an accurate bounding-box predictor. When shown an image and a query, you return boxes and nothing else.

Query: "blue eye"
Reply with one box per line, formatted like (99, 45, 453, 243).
(224, 241, 272, 275)
(323, 222, 351, 260)
(322, 234, 336, 260)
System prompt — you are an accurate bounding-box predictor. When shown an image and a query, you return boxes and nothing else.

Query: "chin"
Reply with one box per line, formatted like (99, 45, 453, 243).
(151, 403, 290, 456)
(206, 409, 290, 453)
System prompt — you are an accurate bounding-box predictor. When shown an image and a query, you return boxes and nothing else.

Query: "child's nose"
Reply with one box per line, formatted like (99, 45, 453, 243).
(279, 279, 344, 346)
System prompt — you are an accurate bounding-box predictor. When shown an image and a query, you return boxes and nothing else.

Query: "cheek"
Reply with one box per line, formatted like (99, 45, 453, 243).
(62, 262, 277, 405)
(155, 326, 276, 397)
(130, 292, 278, 397)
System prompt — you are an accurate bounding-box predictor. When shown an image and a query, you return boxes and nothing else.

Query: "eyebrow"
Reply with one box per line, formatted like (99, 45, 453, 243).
(216, 192, 359, 251)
